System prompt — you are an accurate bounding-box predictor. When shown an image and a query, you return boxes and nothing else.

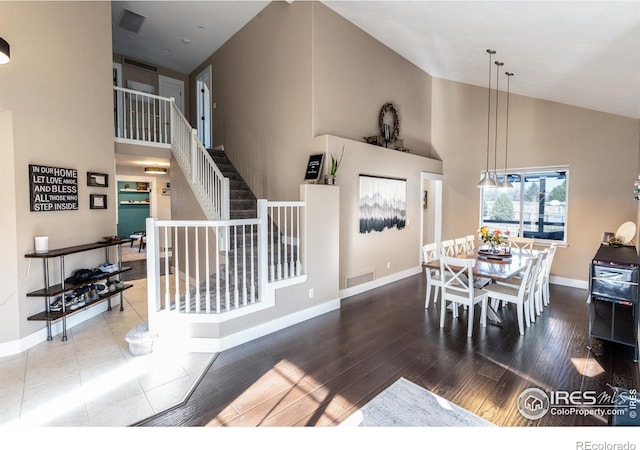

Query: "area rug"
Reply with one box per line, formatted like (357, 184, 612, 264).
(341, 377, 495, 427)
(121, 258, 169, 281)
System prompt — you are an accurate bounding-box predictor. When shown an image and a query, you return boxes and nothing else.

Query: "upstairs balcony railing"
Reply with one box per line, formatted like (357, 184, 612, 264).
(113, 86, 229, 220)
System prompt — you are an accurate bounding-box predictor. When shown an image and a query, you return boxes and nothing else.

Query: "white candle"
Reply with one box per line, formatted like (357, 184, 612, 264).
(35, 236, 49, 253)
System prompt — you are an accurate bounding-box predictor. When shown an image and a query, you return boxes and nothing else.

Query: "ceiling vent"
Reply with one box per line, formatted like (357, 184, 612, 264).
(123, 58, 158, 73)
(118, 8, 146, 34)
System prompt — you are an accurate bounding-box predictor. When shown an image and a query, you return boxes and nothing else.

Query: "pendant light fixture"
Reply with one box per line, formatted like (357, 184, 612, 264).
(478, 49, 497, 188)
(500, 72, 514, 189)
(492, 59, 504, 186)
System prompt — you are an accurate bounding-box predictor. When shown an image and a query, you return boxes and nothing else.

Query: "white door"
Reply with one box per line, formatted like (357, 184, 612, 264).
(159, 75, 185, 114)
(196, 66, 212, 149)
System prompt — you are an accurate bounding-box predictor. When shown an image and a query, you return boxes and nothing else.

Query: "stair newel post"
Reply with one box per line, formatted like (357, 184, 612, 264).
(222, 177, 230, 221)
(257, 199, 269, 302)
(146, 217, 160, 334)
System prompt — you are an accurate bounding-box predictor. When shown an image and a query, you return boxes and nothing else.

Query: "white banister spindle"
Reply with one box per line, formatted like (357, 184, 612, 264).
(215, 225, 221, 313)
(174, 225, 180, 311)
(242, 225, 247, 306)
(277, 207, 282, 280)
(184, 227, 190, 313)
(296, 206, 302, 276)
(205, 228, 211, 313)
(224, 226, 230, 311)
(164, 225, 171, 311)
(194, 227, 201, 313)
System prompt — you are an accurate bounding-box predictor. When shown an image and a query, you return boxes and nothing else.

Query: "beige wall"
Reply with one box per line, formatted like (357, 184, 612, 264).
(312, 2, 433, 157)
(182, 1, 439, 296)
(191, 1, 314, 202)
(0, 1, 115, 344)
(431, 77, 640, 282)
(318, 135, 442, 290)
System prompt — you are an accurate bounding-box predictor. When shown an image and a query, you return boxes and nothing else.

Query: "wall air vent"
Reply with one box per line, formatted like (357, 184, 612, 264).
(118, 8, 146, 34)
(123, 58, 158, 73)
(346, 270, 375, 288)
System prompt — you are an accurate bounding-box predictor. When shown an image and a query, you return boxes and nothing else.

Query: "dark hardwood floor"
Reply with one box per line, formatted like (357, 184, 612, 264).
(136, 273, 639, 427)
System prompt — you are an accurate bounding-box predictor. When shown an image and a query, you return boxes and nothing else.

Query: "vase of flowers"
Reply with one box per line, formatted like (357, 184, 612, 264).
(479, 226, 509, 253)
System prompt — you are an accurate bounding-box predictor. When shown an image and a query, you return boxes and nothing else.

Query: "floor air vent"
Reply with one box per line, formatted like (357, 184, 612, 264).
(346, 270, 375, 288)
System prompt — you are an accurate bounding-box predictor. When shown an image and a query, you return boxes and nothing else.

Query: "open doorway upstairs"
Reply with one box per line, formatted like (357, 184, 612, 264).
(196, 65, 212, 149)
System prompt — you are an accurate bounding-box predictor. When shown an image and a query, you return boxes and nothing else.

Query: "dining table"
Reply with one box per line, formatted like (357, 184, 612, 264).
(422, 246, 539, 325)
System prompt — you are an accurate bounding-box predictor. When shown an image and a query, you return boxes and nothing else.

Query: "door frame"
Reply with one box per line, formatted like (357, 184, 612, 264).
(419, 172, 443, 264)
(159, 75, 185, 114)
(196, 65, 212, 148)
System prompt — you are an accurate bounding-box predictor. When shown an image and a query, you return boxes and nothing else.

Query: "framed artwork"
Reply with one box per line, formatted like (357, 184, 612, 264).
(359, 174, 407, 234)
(90, 194, 107, 210)
(87, 172, 109, 187)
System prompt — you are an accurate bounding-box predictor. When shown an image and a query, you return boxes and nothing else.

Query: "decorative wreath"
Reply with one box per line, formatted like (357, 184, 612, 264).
(379, 103, 400, 142)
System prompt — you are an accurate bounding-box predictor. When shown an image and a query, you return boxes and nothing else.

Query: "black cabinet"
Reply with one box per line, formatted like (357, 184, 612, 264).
(588, 244, 640, 361)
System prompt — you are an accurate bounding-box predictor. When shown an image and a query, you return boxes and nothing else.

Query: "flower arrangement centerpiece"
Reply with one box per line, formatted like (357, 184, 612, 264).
(479, 226, 509, 252)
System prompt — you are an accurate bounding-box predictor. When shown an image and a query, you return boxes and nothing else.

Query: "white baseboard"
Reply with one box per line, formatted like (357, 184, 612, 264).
(0, 301, 112, 358)
(339, 266, 422, 299)
(550, 275, 588, 290)
(164, 298, 341, 353)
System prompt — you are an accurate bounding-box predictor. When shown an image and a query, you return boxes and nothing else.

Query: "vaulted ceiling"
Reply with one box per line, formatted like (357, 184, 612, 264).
(112, 1, 640, 120)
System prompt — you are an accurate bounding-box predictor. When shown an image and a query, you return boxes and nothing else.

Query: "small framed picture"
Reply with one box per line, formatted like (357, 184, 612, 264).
(87, 172, 108, 187)
(90, 194, 107, 210)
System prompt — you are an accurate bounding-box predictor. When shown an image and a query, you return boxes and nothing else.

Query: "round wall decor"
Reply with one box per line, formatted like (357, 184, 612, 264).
(379, 103, 400, 142)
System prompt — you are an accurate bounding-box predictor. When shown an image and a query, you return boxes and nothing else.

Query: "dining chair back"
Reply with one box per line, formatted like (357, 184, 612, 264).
(483, 256, 535, 335)
(439, 256, 488, 337)
(508, 236, 535, 250)
(440, 239, 456, 257)
(532, 250, 550, 317)
(526, 251, 546, 323)
(422, 242, 443, 309)
(542, 244, 558, 307)
(465, 235, 476, 251)
(454, 237, 468, 255)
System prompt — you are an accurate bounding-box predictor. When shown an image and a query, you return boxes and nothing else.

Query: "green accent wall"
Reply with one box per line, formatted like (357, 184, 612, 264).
(117, 181, 150, 238)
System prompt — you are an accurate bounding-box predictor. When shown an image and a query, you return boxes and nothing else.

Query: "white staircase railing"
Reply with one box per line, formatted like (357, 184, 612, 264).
(114, 87, 172, 146)
(146, 200, 306, 327)
(170, 106, 230, 220)
(113, 87, 229, 221)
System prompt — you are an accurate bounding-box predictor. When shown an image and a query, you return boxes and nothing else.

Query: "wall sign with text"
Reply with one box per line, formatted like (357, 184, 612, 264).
(29, 164, 79, 212)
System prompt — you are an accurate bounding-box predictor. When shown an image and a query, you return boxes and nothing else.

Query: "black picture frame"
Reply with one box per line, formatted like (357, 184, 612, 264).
(90, 194, 107, 210)
(87, 172, 109, 187)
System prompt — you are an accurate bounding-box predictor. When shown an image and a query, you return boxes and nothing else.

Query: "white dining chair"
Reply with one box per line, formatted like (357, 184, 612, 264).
(465, 235, 476, 252)
(508, 236, 535, 250)
(439, 255, 488, 337)
(422, 242, 443, 309)
(531, 250, 549, 320)
(454, 237, 468, 255)
(440, 239, 456, 256)
(483, 256, 536, 335)
(542, 244, 558, 307)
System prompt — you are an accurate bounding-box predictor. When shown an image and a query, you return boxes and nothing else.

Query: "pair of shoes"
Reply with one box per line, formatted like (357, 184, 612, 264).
(49, 292, 76, 312)
(98, 263, 119, 273)
(85, 289, 99, 302)
(68, 294, 86, 310)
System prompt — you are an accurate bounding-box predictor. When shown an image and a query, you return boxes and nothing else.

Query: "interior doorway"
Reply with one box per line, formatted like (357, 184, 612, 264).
(420, 172, 443, 262)
(196, 66, 212, 149)
(159, 75, 185, 114)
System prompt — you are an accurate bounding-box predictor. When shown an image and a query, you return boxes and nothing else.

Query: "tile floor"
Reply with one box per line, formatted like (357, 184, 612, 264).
(0, 277, 215, 427)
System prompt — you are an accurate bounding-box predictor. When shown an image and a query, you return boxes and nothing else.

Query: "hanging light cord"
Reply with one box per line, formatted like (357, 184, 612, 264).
(504, 72, 514, 179)
(485, 50, 496, 176)
(493, 60, 504, 181)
